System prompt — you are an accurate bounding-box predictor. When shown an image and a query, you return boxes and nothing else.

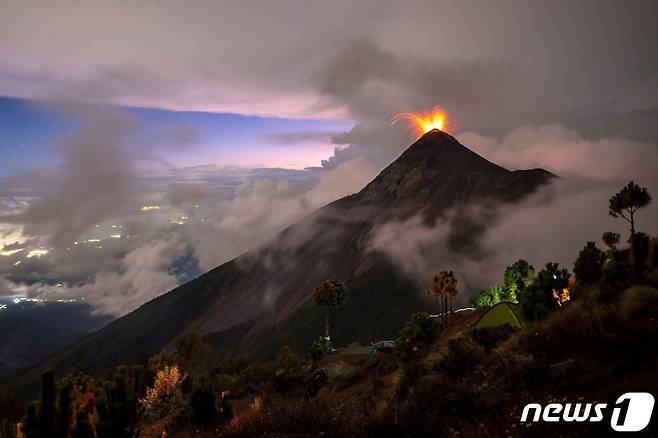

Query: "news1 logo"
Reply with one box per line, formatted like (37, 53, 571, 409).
(520, 392, 655, 432)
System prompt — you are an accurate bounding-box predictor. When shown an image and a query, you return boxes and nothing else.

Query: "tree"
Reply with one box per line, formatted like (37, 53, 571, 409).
(573, 242, 606, 285)
(174, 331, 212, 376)
(602, 231, 621, 250)
(470, 285, 504, 307)
(427, 271, 458, 323)
(504, 259, 534, 296)
(504, 259, 534, 302)
(519, 263, 569, 320)
(609, 181, 651, 236)
(189, 379, 216, 426)
(312, 280, 348, 340)
(631, 232, 650, 282)
(40, 370, 56, 435)
(601, 260, 631, 296)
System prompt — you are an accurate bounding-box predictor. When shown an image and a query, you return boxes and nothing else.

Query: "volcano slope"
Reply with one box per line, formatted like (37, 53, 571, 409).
(3, 130, 554, 396)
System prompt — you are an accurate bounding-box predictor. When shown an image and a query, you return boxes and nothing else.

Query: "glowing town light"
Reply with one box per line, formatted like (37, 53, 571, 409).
(26, 248, 49, 258)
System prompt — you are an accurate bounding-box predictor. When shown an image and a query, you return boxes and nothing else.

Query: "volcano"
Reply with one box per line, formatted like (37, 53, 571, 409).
(3, 130, 555, 396)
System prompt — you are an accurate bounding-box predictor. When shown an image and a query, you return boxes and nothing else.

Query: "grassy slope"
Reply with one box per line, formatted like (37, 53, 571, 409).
(225, 286, 658, 437)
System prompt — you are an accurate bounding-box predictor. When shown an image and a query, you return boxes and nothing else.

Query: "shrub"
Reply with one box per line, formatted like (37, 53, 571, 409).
(189, 379, 216, 426)
(470, 324, 519, 353)
(621, 286, 658, 319)
(443, 336, 485, 374)
(226, 397, 365, 436)
(276, 345, 304, 373)
(139, 366, 182, 420)
(600, 260, 631, 297)
(309, 337, 332, 361)
(647, 269, 658, 289)
(395, 312, 440, 365)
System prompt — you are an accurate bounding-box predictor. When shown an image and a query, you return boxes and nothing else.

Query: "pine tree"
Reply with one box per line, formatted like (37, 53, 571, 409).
(609, 181, 651, 237)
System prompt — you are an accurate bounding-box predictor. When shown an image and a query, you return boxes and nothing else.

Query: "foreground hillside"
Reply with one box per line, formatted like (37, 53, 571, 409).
(1, 131, 553, 397)
(2, 219, 657, 437)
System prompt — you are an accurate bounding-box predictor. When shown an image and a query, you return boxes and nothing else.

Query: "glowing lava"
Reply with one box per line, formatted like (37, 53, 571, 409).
(391, 107, 449, 139)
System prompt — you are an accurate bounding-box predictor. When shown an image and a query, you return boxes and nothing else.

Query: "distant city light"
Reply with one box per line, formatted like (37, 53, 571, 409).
(1, 248, 24, 256)
(141, 205, 161, 211)
(26, 248, 49, 258)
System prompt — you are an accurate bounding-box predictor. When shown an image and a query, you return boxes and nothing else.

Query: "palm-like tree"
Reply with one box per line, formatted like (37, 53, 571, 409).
(312, 280, 348, 340)
(427, 271, 458, 323)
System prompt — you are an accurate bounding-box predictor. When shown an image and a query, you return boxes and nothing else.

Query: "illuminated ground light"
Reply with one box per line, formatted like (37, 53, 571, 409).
(1, 248, 24, 256)
(141, 205, 161, 212)
(26, 248, 49, 258)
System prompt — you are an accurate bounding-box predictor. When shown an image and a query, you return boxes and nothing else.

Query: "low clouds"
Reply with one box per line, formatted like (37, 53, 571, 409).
(0, 105, 379, 315)
(458, 125, 658, 181)
(370, 126, 658, 303)
(0, 107, 145, 247)
(179, 156, 378, 271)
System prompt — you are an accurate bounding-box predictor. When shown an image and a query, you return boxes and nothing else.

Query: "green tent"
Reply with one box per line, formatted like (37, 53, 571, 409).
(474, 302, 523, 329)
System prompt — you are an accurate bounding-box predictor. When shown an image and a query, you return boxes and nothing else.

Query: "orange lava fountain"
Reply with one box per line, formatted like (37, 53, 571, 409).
(391, 107, 450, 139)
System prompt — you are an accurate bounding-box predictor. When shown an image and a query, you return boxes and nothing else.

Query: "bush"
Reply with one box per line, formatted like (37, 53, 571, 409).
(647, 269, 658, 288)
(573, 242, 606, 285)
(225, 398, 365, 436)
(189, 380, 216, 426)
(600, 260, 631, 297)
(395, 312, 440, 365)
(277, 345, 304, 373)
(621, 286, 658, 319)
(443, 336, 485, 374)
(470, 324, 519, 353)
(309, 337, 332, 361)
